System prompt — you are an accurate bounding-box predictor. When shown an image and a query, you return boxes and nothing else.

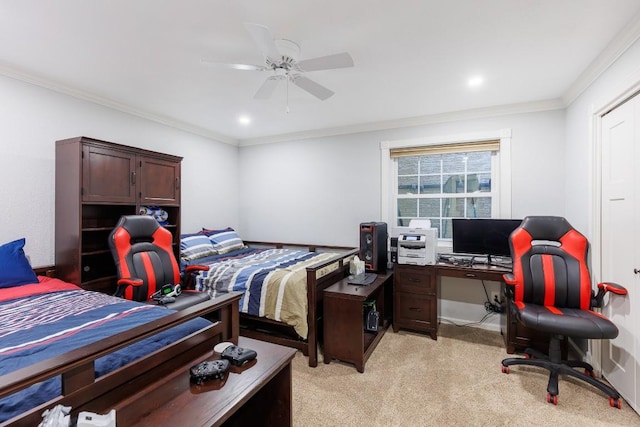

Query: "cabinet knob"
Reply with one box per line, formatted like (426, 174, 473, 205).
(465, 273, 477, 278)
(409, 307, 422, 312)
(131, 171, 136, 185)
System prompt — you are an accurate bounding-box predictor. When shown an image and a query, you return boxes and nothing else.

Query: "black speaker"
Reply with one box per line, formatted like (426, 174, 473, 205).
(359, 222, 387, 272)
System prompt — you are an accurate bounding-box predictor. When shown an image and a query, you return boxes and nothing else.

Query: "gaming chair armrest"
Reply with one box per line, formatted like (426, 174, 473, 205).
(185, 265, 208, 273)
(502, 273, 516, 285)
(114, 277, 144, 298)
(501, 273, 517, 301)
(592, 282, 628, 308)
(181, 265, 209, 290)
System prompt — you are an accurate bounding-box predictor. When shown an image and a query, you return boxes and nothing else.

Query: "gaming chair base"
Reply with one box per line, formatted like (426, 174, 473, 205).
(501, 336, 622, 407)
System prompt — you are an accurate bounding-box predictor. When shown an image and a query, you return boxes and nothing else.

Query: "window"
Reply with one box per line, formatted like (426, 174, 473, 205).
(381, 130, 512, 244)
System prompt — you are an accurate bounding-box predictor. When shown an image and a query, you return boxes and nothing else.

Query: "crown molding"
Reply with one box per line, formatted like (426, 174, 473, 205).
(238, 99, 564, 146)
(0, 64, 569, 148)
(562, 10, 640, 106)
(0, 64, 239, 146)
(5, 11, 640, 149)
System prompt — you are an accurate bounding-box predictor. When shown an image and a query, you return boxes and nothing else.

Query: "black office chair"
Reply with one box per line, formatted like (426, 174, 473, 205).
(500, 216, 627, 407)
(109, 215, 211, 310)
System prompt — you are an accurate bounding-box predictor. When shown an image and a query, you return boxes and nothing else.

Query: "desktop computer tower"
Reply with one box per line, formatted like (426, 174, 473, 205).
(390, 237, 398, 263)
(359, 222, 387, 272)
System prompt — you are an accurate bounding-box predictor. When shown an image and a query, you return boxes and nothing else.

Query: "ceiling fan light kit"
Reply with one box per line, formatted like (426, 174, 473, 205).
(204, 22, 354, 109)
(270, 39, 300, 65)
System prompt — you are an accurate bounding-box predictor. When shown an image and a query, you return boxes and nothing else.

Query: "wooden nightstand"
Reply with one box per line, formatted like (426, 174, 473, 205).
(323, 271, 393, 373)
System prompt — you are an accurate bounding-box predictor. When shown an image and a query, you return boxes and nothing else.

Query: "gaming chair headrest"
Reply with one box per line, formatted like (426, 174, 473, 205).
(519, 216, 574, 242)
(114, 215, 161, 242)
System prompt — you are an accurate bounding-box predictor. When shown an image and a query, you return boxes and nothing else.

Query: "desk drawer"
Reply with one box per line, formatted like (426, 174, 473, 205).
(394, 264, 435, 294)
(435, 264, 507, 282)
(394, 292, 436, 331)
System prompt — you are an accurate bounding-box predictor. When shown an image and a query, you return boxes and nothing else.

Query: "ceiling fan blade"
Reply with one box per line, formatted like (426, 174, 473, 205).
(254, 76, 281, 99)
(292, 75, 334, 100)
(201, 59, 267, 71)
(244, 23, 281, 62)
(295, 52, 354, 72)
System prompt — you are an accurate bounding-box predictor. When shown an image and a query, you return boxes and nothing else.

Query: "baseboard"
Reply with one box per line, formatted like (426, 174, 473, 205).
(438, 314, 501, 334)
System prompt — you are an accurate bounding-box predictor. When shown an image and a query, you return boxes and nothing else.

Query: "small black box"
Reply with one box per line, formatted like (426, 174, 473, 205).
(363, 299, 379, 332)
(365, 310, 379, 332)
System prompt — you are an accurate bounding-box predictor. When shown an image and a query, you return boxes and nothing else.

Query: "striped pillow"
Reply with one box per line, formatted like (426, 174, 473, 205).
(180, 232, 217, 261)
(202, 227, 245, 255)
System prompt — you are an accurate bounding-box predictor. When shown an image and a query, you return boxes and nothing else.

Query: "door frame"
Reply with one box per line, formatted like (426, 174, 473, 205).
(589, 78, 640, 372)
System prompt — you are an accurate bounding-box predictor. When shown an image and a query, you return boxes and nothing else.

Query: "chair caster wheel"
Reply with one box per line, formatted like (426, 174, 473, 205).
(609, 397, 621, 409)
(501, 365, 509, 374)
(546, 393, 558, 405)
(584, 368, 594, 378)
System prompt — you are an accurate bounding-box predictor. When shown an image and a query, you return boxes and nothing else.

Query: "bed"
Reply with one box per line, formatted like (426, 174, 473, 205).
(179, 228, 358, 367)
(0, 239, 239, 425)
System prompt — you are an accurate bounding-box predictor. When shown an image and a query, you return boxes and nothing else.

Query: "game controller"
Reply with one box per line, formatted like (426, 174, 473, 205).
(189, 359, 230, 384)
(155, 296, 176, 305)
(214, 342, 257, 366)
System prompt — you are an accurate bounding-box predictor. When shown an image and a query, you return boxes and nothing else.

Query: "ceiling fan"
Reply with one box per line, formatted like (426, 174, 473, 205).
(203, 23, 354, 104)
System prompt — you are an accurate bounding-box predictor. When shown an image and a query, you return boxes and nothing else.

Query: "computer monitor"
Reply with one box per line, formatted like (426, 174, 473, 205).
(452, 218, 522, 260)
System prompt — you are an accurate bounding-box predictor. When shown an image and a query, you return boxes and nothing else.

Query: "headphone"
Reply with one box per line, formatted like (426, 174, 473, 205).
(152, 284, 182, 301)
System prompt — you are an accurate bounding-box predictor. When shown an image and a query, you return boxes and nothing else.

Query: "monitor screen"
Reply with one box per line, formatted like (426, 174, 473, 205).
(452, 218, 523, 258)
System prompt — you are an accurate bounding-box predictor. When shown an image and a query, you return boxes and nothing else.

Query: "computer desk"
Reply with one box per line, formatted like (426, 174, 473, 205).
(393, 261, 559, 355)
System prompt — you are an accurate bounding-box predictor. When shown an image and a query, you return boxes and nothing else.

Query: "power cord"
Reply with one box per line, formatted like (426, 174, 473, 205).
(439, 280, 505, 328)
(440, 311, 495, 328)
(484, 300, 503, 314)
(482, 280, 504, 313)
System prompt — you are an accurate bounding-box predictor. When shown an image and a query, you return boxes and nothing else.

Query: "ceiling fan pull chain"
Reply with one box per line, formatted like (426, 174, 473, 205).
(286, 75, 290, 114)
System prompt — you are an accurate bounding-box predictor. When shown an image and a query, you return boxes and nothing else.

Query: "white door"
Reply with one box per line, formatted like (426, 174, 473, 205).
(600, 93, 639, 412)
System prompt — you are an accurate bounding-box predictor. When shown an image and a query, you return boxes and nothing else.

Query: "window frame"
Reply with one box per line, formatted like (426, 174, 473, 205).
(380, 129, 512, 251)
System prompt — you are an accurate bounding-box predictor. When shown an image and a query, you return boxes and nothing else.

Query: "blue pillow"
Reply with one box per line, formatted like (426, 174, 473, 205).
(0, 238, 38, 288)
(202, 227, 245, 255)
(180, 232, 217, 261)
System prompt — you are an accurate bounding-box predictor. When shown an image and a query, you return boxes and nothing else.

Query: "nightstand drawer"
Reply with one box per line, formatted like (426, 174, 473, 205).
(394, 292, 436, 329)
(394, 264, 435, 294)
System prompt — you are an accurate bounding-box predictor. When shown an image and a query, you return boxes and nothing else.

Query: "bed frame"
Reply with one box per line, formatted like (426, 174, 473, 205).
(239, 241, 358, 367)
(0, 292, 240, 426)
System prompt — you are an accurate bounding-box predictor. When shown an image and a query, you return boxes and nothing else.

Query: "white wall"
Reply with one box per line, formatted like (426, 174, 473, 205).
(0, 75, 239, 267)
(565, 37, 640, 236)
(239, 109, 566, 330)
(239, 109, 566, 246)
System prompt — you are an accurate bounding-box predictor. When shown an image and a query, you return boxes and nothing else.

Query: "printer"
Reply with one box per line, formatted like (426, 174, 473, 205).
(397, 220, 437, 266)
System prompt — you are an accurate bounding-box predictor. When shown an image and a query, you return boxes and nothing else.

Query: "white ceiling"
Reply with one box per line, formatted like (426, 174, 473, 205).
(2, 0, 640, 145)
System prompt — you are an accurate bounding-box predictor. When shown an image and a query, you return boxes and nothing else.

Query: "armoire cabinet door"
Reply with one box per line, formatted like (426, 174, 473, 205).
(139, 156, 181, 205)
(82, 144, 137, 203)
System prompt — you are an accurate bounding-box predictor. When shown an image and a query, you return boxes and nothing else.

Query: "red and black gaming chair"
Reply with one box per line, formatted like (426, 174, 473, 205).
(500, 216, 627, 407)
(109, 215, 210, 310)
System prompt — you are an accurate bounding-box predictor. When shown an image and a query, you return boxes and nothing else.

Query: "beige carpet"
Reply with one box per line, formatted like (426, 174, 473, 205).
(291, 324, 640, 426)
